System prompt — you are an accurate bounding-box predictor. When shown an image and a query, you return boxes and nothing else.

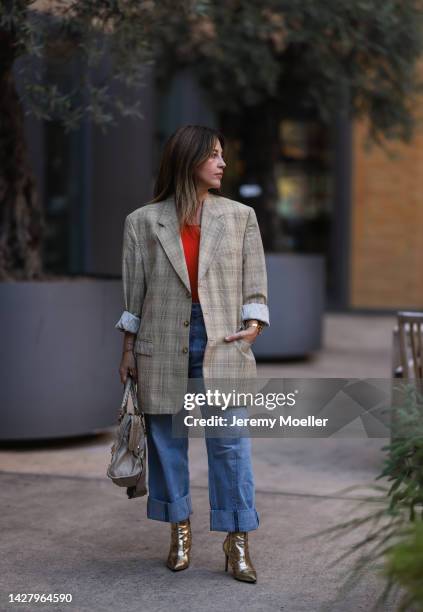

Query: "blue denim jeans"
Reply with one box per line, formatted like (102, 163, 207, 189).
(143, 302, 260, 532)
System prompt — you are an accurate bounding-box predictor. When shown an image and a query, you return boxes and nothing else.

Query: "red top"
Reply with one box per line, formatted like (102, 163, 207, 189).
(180, 224, 201, 303)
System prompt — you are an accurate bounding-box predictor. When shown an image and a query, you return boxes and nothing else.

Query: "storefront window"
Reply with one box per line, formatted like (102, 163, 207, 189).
(223, 117, 333, 257)
(274, 119, 333, 254)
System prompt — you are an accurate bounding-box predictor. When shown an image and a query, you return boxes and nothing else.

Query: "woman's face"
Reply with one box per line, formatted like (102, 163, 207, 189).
(194, 139, 226, 191)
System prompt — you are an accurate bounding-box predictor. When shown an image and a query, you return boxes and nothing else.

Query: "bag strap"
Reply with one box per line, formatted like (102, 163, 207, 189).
(121, 376, 140, 415)
(121, 377, 133, 413)
(127, 384, 137, 416)
(120, 377, 146, 435)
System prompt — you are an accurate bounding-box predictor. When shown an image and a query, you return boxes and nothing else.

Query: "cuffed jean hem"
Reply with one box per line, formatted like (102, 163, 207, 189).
(147, 493, 193, 523)
(210, 509, 260, 532)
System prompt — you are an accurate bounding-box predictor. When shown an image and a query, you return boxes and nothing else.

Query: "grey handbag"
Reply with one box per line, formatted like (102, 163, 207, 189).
(107, 375, 148, 499)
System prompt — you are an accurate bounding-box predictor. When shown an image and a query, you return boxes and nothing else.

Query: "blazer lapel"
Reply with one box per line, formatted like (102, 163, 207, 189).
(198, 194, 225, 281)
(155, 197, 191, 293)
(155, 194, 225, 294)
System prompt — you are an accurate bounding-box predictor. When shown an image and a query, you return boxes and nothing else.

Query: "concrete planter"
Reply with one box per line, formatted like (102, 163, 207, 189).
(253, 254, 325, 358)
(0, 279, 123, 440)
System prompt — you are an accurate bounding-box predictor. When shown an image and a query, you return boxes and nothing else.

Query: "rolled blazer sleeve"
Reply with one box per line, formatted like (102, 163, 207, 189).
(115, 215, 145, 334)
(241, 207, 270, 327)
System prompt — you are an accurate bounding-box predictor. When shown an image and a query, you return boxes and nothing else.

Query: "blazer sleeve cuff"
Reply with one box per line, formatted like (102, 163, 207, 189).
(115, 311, 141, 334)
(241, 303, 270, 327)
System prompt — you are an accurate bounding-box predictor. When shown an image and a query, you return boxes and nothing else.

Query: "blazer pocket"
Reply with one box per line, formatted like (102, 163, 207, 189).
(135, 338, 153, 356)
(235, 338, 253, 354)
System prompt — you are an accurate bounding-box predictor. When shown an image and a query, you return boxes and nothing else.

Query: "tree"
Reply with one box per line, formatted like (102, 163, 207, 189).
(0, 0, 159, 279)
(2, 1, 423, 276)
(152, 0, 423, 248)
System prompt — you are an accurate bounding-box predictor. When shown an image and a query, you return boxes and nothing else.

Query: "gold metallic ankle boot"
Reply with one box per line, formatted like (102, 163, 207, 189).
(166, 518, 192, 571)
(223, 531, 257, 583)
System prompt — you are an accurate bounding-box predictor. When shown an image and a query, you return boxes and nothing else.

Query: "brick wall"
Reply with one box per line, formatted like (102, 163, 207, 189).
(350, 120, 423, 309)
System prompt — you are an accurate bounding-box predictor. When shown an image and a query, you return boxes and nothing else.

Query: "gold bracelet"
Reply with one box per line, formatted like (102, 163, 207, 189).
(246, 321, 264, 335)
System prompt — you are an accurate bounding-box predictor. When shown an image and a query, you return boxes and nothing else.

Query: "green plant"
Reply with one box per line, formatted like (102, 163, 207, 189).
(300, 382, 423, 612)
(384, 520, 423, 611)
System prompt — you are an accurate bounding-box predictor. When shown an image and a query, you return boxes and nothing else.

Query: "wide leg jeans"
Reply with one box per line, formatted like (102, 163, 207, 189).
(143, 302, 260, 532)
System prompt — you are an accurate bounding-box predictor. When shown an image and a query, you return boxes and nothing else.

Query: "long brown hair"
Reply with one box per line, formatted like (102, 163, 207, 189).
(149, 125, 225, 228)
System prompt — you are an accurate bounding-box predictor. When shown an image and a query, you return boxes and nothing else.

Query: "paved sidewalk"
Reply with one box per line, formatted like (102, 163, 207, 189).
(0, 314, 400, 612)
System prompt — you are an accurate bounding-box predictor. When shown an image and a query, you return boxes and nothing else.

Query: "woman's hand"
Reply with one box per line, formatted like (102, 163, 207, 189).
(224, 323, 259, 345)
(119, 331, 138, 383)
(119, 349, 137, 384)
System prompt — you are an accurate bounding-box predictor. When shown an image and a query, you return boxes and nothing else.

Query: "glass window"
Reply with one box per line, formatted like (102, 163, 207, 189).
(223, 117, 334, 257)
(274, 119, 333, 254)
(43, 120, 71, 272)
(42, 54, 87, 274)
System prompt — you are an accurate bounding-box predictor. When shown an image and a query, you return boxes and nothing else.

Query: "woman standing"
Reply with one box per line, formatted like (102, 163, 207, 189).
(116, 125, 270, 582)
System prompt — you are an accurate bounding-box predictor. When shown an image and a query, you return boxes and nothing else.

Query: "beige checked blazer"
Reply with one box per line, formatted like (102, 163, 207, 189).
(115, 193, 270, 415)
